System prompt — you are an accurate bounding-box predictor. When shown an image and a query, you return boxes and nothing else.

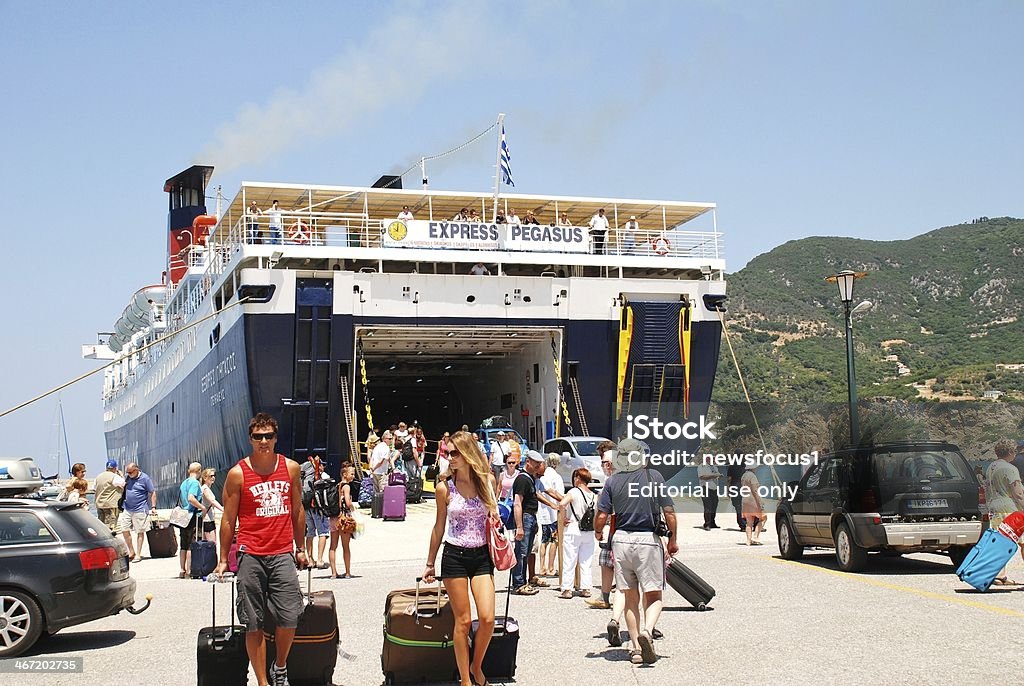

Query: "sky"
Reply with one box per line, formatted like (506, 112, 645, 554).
(0, 1, 1021, 476)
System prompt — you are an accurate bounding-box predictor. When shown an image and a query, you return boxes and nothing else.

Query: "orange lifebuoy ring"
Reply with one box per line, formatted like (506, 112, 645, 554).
(651, 236, 671, 255)
(288, 221, 309, 244)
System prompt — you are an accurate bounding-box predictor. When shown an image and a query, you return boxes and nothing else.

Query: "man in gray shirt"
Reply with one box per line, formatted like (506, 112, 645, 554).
(595, 438, 677, 665)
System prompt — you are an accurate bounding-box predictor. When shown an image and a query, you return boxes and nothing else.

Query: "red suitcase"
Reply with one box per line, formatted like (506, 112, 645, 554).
(383, 484, 406, 521)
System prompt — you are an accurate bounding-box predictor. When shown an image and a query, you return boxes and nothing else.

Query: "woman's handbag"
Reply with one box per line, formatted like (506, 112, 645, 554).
(488, 514, 516, 571)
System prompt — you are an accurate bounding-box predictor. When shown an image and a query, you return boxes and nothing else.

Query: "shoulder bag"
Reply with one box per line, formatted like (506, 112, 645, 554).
(487, 514, 516, 571)
(645, 469, 671, 538)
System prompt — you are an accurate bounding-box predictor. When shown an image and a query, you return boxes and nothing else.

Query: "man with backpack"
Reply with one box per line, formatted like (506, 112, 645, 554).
(301, 454, 329, 569)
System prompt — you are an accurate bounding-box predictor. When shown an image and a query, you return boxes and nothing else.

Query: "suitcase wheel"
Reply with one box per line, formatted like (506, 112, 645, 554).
(384, 672, 395, 685)
(696, 602, 708, 611)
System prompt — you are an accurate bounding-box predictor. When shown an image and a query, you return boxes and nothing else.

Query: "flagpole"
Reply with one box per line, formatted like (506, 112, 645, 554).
(492, 112, 505, 219)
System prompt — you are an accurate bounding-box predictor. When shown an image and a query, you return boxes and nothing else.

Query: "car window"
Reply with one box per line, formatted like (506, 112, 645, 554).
(0, 512, 56, 545)
(873, 450, 971, 481)
(819, 460, 839, 489)
(803, 462, 823, 490)
(570, 440, 603, 457)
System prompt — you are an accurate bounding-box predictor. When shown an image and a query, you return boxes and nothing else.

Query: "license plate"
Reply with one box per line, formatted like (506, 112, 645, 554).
(908, 498, 948, 509)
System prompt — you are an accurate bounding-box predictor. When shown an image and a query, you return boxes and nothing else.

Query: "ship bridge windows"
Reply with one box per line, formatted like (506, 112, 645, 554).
(355, 326, 561, 447)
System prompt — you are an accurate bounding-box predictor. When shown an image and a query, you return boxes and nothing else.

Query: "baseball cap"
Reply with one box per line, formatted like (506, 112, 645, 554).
(106, 459, 118, 469)
(525, 450, 545, 464)
(613, 438, 647, 472)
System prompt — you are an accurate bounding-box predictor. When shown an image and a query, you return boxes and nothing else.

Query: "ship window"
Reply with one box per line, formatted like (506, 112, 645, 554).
(314, 363, 329, 402)
(533, 364, 539, 383)
(295, 362, 311, 398)
(297, 321, 312, 358)
(298, 306, 313, 320)
(171, 402, 175, 414)
(292, 407, 310, 449)
(316, 326, 330, 360)
(156, 414, 159, 425)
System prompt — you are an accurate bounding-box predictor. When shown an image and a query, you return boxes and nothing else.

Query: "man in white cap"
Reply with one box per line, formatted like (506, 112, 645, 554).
(510, 450, 560, 595)
(489, 431, 508, 480)
(622, 215, 640, 255)
(594, 438, 677, 665)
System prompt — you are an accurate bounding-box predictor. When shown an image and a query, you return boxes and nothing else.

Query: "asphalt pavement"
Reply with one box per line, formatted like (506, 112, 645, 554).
(6, 502, 1017, 686)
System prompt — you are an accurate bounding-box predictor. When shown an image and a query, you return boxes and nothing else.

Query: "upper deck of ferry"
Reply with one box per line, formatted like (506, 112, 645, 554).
(197, 181, 724, 277)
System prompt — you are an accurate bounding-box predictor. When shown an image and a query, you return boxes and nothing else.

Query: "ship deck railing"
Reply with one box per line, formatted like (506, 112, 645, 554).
(210, 211, 723, 260)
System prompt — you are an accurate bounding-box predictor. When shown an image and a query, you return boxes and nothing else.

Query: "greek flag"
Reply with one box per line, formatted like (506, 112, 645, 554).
(500, 125, 514, 187)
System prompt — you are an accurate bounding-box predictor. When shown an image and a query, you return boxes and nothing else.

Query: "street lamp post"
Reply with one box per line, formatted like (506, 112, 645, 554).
(825, 270, 867, 445)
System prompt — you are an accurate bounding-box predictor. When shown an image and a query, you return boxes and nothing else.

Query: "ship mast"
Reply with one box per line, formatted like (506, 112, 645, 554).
(492, 112, 505, 219)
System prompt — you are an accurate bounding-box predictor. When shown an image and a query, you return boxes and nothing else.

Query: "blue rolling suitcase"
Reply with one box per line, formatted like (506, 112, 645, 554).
(956, 528, 1017, 592)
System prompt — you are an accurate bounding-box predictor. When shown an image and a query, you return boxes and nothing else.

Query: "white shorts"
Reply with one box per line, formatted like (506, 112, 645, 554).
(117, 511, 150, 533)
(611, 531, 666, 593)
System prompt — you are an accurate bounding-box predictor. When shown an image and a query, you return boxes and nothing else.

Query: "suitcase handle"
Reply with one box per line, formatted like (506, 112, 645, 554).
(413, 576, 444, 620)
(208, 572, 237, 629)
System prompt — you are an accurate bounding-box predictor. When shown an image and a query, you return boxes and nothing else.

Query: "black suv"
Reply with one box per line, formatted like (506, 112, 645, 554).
(0, 498, 140, 657)
(775, 441, 984, 572)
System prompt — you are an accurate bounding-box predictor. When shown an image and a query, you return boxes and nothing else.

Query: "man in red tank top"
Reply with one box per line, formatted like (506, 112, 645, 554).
(215, 413, 307, 686)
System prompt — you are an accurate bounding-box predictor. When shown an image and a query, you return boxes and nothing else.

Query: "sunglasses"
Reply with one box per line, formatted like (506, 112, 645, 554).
(449, 450, 461, 457)
(251, 432, 277, 441)
(601, 461, 613, 466)
(506, 460, 518, 465)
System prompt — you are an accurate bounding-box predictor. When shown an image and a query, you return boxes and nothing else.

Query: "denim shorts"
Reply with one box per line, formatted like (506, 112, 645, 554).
(305, 509, 330, 537)
(440, 543, 494, 579)
(541, 523, 558, 544)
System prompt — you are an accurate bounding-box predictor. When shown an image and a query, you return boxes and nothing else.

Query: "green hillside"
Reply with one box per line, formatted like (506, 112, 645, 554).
(714, 216, 1024, 404)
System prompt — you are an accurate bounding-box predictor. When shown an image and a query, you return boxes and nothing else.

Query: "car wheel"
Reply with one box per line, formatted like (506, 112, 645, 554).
(0, 589, 44, 658)
(834, 522, 868, 572)
(948, 545, 972, 568)
(777, 516, 804, 560)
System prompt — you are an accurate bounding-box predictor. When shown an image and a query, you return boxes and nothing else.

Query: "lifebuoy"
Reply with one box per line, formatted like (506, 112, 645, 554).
(651, 236, 672, 255)
(288, 221, 309, 244)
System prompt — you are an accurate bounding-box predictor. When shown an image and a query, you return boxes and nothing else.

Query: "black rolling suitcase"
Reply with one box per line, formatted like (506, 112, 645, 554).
(371, 492, 384, 519)
(147, 521, 178, 558)
(190, 522, 217, 579)
(470, 573, 519, 678)
(264, 567, 339, 686)
(196, 574, 248, 686)
(666, 557, 715, 611)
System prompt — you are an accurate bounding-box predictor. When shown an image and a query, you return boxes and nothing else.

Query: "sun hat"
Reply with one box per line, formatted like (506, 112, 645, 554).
(613, 437, 646, 473)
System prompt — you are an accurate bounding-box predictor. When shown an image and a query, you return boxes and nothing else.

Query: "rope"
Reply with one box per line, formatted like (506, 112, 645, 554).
(377, 121, 498, 188)
(715, 309, 781, 488)
(0, 297, 250, 419)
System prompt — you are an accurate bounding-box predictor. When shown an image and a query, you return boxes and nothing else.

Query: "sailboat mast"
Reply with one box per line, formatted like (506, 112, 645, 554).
(59, 398, 72, 475)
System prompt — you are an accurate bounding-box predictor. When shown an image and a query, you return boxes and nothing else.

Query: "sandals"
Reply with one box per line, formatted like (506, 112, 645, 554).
(513, 585, 539, 596)
(606, 619, 622, 647)
(529, 577, 551, 587)
(178, 571, 189, 579)
(630, 650, 643, 665)
(577, 589, 592, 598)
(993, 577, 1019, 586)
(558, 589, 574, 599)
(637, 632, 658, 664)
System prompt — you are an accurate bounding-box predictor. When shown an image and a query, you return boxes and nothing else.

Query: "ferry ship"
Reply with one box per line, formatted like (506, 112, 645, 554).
(87, 165, 727, 505)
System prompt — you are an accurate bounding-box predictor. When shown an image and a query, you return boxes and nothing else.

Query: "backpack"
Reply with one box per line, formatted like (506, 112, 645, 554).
(570, 487, 596, 532)
(400, 440, 415, 463)
(312, 477, 341, 517)
(300, 460, 320, 509)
